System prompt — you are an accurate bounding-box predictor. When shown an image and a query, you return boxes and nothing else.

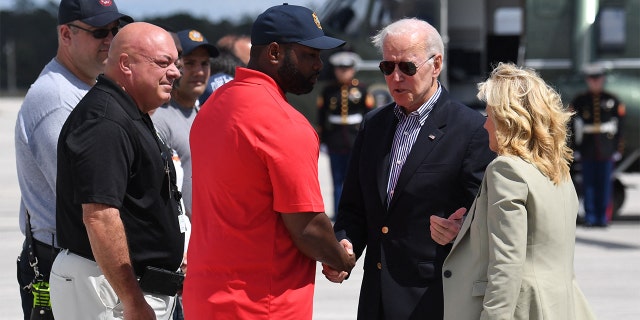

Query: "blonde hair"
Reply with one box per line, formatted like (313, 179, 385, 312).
(477, 62, 573, 184)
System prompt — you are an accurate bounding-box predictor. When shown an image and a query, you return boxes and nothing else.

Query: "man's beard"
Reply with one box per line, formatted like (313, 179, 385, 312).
(277, 53, 316, 95)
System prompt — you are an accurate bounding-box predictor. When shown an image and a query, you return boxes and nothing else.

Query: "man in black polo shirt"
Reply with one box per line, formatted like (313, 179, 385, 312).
(50, 22, 185, 320)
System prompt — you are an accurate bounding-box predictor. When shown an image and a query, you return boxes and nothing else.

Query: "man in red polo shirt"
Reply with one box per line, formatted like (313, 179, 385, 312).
(184, 4, 356, 319)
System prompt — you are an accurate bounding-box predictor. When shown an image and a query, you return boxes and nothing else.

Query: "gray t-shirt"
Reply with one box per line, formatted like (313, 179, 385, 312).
(151, 99, 198, 217)
(15, 58, 91, 246)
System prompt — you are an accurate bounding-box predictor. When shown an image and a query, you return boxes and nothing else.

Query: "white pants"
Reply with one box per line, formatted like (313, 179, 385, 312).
(50, 249, 176, 319)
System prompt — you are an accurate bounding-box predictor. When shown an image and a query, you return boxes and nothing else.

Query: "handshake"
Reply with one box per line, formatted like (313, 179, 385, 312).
(322, 239, 355, 283)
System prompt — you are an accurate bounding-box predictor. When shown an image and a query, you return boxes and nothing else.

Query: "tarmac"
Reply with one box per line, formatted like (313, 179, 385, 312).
(0, 96, 639, 319)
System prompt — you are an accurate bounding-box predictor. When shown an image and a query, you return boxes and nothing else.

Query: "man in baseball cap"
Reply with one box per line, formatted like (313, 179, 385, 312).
(183, 4, 354, 320)
(15, 0, 132, 319)
(153, 28, 218, 219)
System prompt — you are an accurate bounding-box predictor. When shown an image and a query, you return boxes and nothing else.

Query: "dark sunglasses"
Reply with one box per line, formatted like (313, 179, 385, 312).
(379, 55, 436, 76)
(67, 23, 118, 39)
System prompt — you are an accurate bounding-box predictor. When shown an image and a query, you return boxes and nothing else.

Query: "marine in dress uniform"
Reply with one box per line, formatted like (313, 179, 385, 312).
(570, 63, 625, 227)
(317, 51, 375, 218)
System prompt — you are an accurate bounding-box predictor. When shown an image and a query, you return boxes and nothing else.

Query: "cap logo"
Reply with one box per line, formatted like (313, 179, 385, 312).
(99, 0, 113, 7)
(312, 12, 322, 30)
(189, 30, 204, 42)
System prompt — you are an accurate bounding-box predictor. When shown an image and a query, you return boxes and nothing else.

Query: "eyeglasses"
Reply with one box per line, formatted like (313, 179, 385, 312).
(379, 55, 436, 76)
(67, 23, 118, 39)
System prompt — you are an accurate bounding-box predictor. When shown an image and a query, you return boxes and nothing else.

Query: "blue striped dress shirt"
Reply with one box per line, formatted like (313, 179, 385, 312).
(386, 85, 442, 204)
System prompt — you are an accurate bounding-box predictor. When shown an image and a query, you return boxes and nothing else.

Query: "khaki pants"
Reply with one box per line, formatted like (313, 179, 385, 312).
(50, 249, 176, 319)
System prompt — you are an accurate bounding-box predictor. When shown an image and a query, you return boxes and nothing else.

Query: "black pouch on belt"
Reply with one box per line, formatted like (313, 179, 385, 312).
(138, 266, 184, 296)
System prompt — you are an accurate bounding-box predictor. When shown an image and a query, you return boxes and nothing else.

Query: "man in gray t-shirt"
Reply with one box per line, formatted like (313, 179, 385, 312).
(152, 28, 218, 218)
(14, 0, 131, 318)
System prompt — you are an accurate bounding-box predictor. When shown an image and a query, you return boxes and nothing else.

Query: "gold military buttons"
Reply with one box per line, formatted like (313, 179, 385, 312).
(379, 226, 388, 270)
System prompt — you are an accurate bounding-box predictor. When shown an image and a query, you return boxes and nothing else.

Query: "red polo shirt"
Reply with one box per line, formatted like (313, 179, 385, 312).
(184, 68, 325, 319)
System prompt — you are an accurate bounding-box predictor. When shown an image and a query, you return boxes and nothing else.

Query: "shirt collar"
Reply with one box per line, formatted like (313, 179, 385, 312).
(393, 82, 442, 126)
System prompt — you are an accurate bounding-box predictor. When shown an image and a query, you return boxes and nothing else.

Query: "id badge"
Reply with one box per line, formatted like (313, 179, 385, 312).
(178, 214, 188, 233)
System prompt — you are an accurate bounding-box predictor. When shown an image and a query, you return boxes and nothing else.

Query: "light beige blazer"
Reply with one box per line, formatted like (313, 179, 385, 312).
(442, 156, 596, 320)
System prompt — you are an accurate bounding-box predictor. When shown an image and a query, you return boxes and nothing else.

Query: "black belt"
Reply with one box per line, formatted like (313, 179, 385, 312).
(65, 249, 95, 262)
(32, 239, 61, 254)
(138, 266, 184, 296)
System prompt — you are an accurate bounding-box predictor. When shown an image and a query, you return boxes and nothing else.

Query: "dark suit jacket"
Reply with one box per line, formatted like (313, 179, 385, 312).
(334, 88, 495, 320)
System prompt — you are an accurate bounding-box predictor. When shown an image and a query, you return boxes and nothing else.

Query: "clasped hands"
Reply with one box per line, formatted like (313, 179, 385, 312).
(322, 239, 354, 283)
(322, 208, 465, 283)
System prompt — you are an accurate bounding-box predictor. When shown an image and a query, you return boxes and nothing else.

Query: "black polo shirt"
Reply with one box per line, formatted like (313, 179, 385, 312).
(56, 75, 184, 275)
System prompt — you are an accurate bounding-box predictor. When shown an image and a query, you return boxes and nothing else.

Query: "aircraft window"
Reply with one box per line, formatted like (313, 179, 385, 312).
(598, 7, 626, 52)
(494, 7, 522, 35)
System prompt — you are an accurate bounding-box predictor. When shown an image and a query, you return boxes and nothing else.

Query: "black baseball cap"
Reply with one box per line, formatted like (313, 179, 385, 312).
(177, 29, 219, 57)
(251, 3, 345, 50)
(58, 0, 133, 27)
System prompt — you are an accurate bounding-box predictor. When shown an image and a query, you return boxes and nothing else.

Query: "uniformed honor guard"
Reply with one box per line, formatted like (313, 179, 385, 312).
(570, 63, 625, 227)
(317, 51, 375, 219)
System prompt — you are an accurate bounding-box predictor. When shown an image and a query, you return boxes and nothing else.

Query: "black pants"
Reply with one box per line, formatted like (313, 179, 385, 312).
(17, 239, 59, 320)
(173, 297, 184, 320)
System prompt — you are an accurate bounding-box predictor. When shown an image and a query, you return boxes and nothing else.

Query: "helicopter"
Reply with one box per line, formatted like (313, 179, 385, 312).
(292, 0, 640, 217)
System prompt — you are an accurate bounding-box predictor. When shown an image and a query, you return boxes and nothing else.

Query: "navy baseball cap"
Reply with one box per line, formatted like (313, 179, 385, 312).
(251, 3, 345, 50)
(58, 0, 133, 27)
(177, 29, 219, 57)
